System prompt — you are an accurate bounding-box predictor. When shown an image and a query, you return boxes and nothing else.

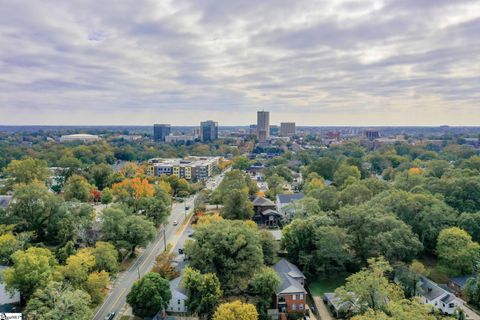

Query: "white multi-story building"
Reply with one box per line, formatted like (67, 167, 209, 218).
(419, 276, 459, 315)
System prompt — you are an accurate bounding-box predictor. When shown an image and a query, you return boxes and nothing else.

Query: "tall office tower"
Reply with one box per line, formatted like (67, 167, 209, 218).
(200, 120, 218, 142)
(280, 122, 296, 137)
(257, 111, 270, 142)
(365, 129, 380, 140)
(153, 124, 171, 142)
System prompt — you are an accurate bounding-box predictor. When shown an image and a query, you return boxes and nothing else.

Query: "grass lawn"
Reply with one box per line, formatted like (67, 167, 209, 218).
(309, 274, 348, 297)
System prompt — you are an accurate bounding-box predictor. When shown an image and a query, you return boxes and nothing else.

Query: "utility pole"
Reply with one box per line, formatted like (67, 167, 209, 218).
(163, 224, 166, 252)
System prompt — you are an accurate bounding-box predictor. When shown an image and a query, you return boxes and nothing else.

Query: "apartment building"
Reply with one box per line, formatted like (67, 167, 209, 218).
(147, 157, 220, 181)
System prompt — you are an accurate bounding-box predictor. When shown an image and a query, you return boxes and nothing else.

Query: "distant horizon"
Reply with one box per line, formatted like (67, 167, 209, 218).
(1, 124, 479, 128)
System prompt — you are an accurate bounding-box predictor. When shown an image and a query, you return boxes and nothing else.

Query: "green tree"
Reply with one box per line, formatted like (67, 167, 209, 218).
(336, 204, 422, 263)
(372, 190, 456, 250)
(57, 156, 82, 182)
(186, 219, 263, 293)
(352, 298, 436, 320)
(282, 215, 334, 276)
(6, 182, 64, 242)
(221, 189, 254, 220)
(336, 257, 403, 314)
(92, 241, 119, 275)
(314, 226, 355, 275)
(2, 247, 58, 300)
(25, 282, 92, 320)
(251, 267, 280, 318)
(183, 267, 223, 319)
(127, 272, 172, 318)
(89, 163, 113, 190)
(259, 230, 279, 265)
(458, 211, 480, 242)
(213, 301, 258, 320)
(137, 189, 172, 225)
(436, 227, 480, 274)
(101, 206, 156, 254)
(64, 174, 93, 202)
(3, 158, 50, 188)
(308, 157, 336, 180)
(232, 156, 250, 170)
(265, 174, 286, 199)
(100, 187, 113, 205)
(333, 164, 361, 188)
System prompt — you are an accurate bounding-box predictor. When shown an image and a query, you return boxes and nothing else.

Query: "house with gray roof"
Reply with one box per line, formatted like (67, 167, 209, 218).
(419, 276, 458, 315)
(253, 196, 282, 227)
(0, 196, 12, 209)
(276, 193, 304, 221)
(166, 276, 188, 314)
(273, 258, 307, 316)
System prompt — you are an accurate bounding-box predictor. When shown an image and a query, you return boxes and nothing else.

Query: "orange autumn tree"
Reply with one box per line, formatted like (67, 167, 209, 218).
(112, 178, 154, 206)
(409, 167, 422, 175)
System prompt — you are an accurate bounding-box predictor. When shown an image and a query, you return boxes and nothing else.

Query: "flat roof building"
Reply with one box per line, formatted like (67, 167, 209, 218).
(280, 122, 296, 137)
(147, 157, 220, 181)
(200, 121, 218, 142)
(257, 111, 270, 143)
(154, 124, 171, 142)
(59, 134, 100, 143)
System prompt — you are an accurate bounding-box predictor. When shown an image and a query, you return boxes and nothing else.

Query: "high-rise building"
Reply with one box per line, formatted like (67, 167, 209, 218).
(153, 124, 171, 142)
(280, 122, 296, 137)
(257, 111, 270, 142)
(200, 120, 218, 142)
(365, 129, 380, 140)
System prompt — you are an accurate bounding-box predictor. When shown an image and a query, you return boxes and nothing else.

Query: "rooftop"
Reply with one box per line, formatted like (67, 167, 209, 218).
(420, 276, 455, 302)
(253, 196, 275, 207)
(273, 258, 306, 295)
(277, 193, 305, 204)
(0, 196, 12, 209)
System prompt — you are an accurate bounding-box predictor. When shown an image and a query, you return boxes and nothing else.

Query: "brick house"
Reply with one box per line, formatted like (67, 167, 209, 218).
(273, 259, 308, 315)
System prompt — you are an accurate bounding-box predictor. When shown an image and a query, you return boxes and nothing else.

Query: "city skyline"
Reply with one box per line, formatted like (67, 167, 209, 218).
(1, 0, 479, 126)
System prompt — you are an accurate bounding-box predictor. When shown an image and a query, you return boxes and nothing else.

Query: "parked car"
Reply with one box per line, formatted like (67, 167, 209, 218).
(173, 221, 178, 226)
(105, 312, 116, 320)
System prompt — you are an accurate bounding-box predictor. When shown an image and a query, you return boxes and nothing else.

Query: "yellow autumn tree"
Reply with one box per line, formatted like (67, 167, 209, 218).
(213, 301, 258, 320)
(196, 213, 224, 226)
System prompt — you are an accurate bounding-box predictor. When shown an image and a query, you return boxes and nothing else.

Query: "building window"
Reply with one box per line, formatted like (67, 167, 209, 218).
(292, 294, 296, 300)
(299, 293, 304, 300)
(443, 303, 445, 307)
(292, 304, 296, 311)
(178, 299, 181, 304)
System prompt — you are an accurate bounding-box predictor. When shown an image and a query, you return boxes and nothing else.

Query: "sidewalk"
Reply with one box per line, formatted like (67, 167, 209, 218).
(458, 298, 480, 320)
(312, 296, 333, 320)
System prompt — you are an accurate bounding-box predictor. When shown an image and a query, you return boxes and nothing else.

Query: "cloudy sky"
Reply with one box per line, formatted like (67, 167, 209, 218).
(1, 0, 479, 126)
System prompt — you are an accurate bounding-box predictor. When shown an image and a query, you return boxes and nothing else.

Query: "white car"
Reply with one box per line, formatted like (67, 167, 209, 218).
(173, 221, 178, 226)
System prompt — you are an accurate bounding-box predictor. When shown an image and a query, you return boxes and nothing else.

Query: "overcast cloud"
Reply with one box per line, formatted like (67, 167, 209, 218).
(0, 0, 479, 125)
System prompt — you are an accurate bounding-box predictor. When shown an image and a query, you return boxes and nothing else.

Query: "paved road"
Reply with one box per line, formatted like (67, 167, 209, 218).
(92, 172, 226, 320)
